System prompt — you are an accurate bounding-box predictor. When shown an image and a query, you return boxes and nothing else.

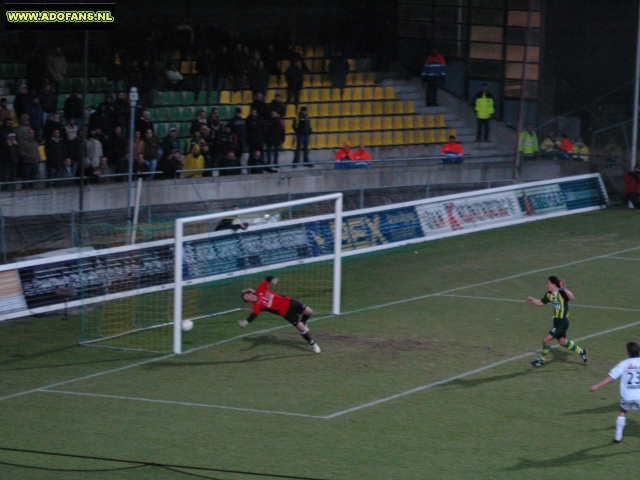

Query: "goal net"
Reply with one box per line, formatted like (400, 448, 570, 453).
(79, 193, 343, 354)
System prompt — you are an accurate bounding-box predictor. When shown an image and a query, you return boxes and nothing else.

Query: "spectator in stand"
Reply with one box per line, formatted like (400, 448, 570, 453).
(93, 155, 112, 181)
(329, 51, 349, 96)
(14, 85, 31, 120)
(285, 59, 303, 105)
(26, 96, 44, 141)
(64, 91, 84, 128)
(166, 62, 184, 91)
(185, 130, 204, 156)
(135, 110, 154, 136)
(67, 128, 84, 173)
(217, 124, 237, 159)
(539, 131, 560, 159)
(16, 114, 31, 146)
(624, 164, 640, 211)
(176, 17, 194, 60)
(248, 49, 262, 72)
(64, 117, 78, 143)
(86, 129, 104, 170)
(161, 127, 181, 163)
(250, 92, 268, 121)
(139, 60, 157, 108)
(0, 118, 14, 143)
(183, 144, 205, 178)
(108, 52, 125, 94)
(196, 47, 215, 103)
(353, 144, 372, 161)
(559, 134, 573, 160)
(132, 129, 144, 159)
(89, 103, 113, 137)
(248, 60, 270, 97)
(143, 128, 161, 179)
(335, 142, 353, 161)
(2, 133, 20, 189)
(46, 47, 67, 94)
(39, 83, 57, 126)
(207, 107, 222, 138)
(248, 149, 265, 174)
(19, 128, 41, 188)
(26, 51, 47, 95)
(220, 150, 241, 176)
(191, 110, 208, 136)
(216, 46, 231, 92)
(200, 124, 215, 148)
(422, 48, 446, 107)
(227, 107, 247, 165)
(473, 83, 494, 142)
(127, 60, 142, 92)
(57, 157, 76, 186)
(113, 92, 129, 132)
(45, 128, 68, 182)
(158, 148, 183, 179)
(264, 109, 284, 171)
(293, 106, 312, 167)
(245, 107, 264, 161)
(43, 112, 64, 141)
(133, 152, 150, 180)
(0, 98, 13, 125)
(604, 139, 624, 163)
(105, 125, 128, 174)
(230, 43, 248, 91)
(440, 135, 463, 164)
(572, 137, 590, 162)
(200, 141, 214, 176)
(269, 93, 286, 119)
(519, 123, 539, 161)
(263, 44, 280, 77)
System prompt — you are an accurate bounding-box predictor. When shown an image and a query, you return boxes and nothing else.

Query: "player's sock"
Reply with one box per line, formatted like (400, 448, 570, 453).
(301, 314, 310, 325)
(615, 416, 626, 442)
(299, 326, 315, 345)
(564, 339, 583, 354)
(540, 344, 551, 363)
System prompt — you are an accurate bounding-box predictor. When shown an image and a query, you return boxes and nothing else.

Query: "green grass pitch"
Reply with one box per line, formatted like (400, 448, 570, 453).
(1, 207, 639, 479)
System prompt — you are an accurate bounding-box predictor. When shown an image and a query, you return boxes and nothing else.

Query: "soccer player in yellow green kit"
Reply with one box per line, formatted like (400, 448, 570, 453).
(526, 276, 588, 367)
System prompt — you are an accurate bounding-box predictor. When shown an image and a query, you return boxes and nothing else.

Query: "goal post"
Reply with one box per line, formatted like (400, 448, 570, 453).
(173, 193, 343, 354)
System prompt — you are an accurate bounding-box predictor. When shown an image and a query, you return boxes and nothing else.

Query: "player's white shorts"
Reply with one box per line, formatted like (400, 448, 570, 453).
(620, 399, 640, 411)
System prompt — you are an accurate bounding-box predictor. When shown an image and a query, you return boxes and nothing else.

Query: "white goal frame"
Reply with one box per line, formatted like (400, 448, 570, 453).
(173, 193, 343, 354)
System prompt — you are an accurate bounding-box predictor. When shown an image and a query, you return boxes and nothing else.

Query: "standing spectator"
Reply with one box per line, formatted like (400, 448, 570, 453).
(92, 156, 112, 181)
(248, 60, 269, 97)
(19, 128, 41, 188)
(440, 135, 464, 164)
(190, 110, 208, 136)
(285, 59, 303, 105)
(263, 44, 280, 77)
(269, 93, 286, 119)
(133, 152, 150, 180)
(88, 103, 112, 136)
(64, 91, 84, 128)
(230, 43, 248, 91)
(245, 107, 264, 160)
(217, 124, 237, 157)
(329, 51, 349, 95)
(572, 137, 590, 162)
(264, 110, 284, 171)
(86, 129, 104, 169)
(26, 96, 44, 141)
(0, 118, 15, 142)
(292, 106, 312, 166)
(518, 123, 539, 161)
(185, 130, 204, 155)
(215, 46, 231, 92)
(559, 134, 573, 160)
(16, 114, 31, 146)
(143, 128, 161, 178)
(43, 112, 64, 141)
(113, 91, 129, 132)
(46, 47, 67, 94)
(2, 133, 20, 189)
(183, 144, 205, 178)
(227, 107, 246, 165)
(207, 107, 222, 138)
(104, 125, 128, 173)
(64, 117, 78, 144)
(44, 128, 68, 182)
(166, 62, 184, 91)
(139, 60, 157, 108)
(107, 52, 125, 94)
(422, 48, 446, 107)
(200, 141, 214, 176)
(0, 98, 13, 125)
(14, 85, 31, 120)
(57, 157, 76, 185)
(624, 164, 640, 211)
(158, 149, 183, 179)
(473, 83, 494, 142)
(26, 50, 47, 94)
(219, 150, 241, 176)
(135, 110, 154, 136)
(250, 92, 268, 121)
(67, 128, 84, 173)
(539, 131, 560, 159)
(176, 17, 194, 60)
(160, 127, 181, 164)
(39, 83, 57, 126)
(196, 47, 215, 104)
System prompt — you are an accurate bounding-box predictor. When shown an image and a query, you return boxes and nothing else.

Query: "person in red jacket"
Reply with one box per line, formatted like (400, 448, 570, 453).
(624, 164, 640, 211)
(440, 135, 464, 164)
(239, 276, 321, 353)
(334, 142, 353, 161)
(423, 48, 446, 106)
(352, 144, 372, 161)
(559, 134, 573, 160)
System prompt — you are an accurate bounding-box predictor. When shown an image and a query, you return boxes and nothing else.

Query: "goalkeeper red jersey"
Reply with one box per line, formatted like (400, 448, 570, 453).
(251, 279, 291, 316)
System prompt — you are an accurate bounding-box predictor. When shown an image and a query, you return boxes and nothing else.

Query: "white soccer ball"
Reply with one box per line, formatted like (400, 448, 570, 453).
(182, 320, 194, 332)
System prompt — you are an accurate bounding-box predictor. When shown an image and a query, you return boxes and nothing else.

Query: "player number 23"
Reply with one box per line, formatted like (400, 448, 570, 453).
(626, 371, 640, 385)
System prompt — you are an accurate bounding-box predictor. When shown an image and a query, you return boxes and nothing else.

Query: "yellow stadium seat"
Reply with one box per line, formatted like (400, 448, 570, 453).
(329, 88, 339, 101)
(348, 59, 356, 71)
(372, 117, 382, 130)
(373, 87, 385, 100)
(361, 117, 372, 131)
(425, 115, 435, 128)
(231, 91, 242, 104)
(305, 59, 315, 72)
(315, 46, 324, 58)
(242, 90, 252, 103)
(308, 135, 317, 149)
(279, 60, 290, 73)
(393, 131, 404, 145)
(326, 133, 339, 148)
(319, 103, 330, 117)
(309, 89, 321, 103)
(350, 133, 361, 146)
(382, 131, 393, 145)
(299, 89, 310, 103)
(371, 132, 382, 146)
(269, 76, 279, 88)
(309, 118, 318, 131)
(351, 102, 362, 116)
(382, 116, 393, 130)
(404, 101, 415, 114)
(283, 135, 295, 150)
(354, 73, 365, 86)
(330, 103, 341, 116)
(219, 90, 231, 104)
(278, 76, 288, 88)
(425, 129, 436, 144)
(436, 114, 446, 128)
(340, 103, 351, 116)
(304, 46, 314, 58)
(394, 101, 405, 114)
(339, 118, 350, 132)
(240, 105, 250, 117)
(180, 61, 193, 75)
(39, 144, 46, 160)
(285, 121, 295, 134)
(403, 115, 414, 129)
(266, 90, 276, 103)
(315, 134, 326, 149)
(414, 115, 424, 129)
(373, 102, 384, 115)
(313, 59, 323, 72)
(285, 104, 296, 118)
(351, 117, 361, 131)
(303, 75, 312, 88)
(339, 133, 350, 147)
(295, 45, 304, 56)
(360, 132, 371, 147)
(363, 87, 374, 101)
(322, 74, 332, 86)
(449, 128, 457, 138)
(384, 87, 395, 100)
(346, 74, 355, 86)
(383, 101, 394, 115)
(405, 130, 415, 144)
(328, 118, 339, 132)
(316, 118, 328, 133)
(342, 88, 353, 101)
(437, 129, 448, 143)
(352, 87, 363, 101)
(307, 104, 319, 117)
(362, 102, 373, 115)
(312, 74, 323, 87)
(365, 72, 376, 86)
(393, 116, 403, 130)
(320, 88, 331, 102)
(415, 130, 425, 144)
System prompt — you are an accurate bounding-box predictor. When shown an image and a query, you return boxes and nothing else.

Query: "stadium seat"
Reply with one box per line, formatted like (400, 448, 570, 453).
(309, 118, 318, 131)
(405, 130, 415, 144)
(340, 88, 352, 102)
(346, 74, 355, 86)
(307, 104, 319, 117)
(339, 133, 350, 148)
(279, 60, 290, 73)
(230, 91, 242, 104)
(181, 106, 194, 121)
(294, 45, 304, 56)
(328, 118, 339, 132)
(383, 131, 393, 146)
(350, 117, 361, 131)
(320, 88, 331, 102)
(283, 135, 295, 150)
(384, 87, 395, 100)
(373, 87, 385, 101)
(404, 101, 415, 114)
(156, 123, 168, 138)
(371, 132, 382, 146)
(180, 61, 192, 75)
(304, 46, 314, 58)
(352, 87, 363, 101)
(361, 117, 372, 131)
(362, 102, 373, 115)
(179, 122, 190, 137)
(360, 132, 371, 147)
(285, 104, 296, 118)
(322, 74, 332, 87)
(350, 132, 361, 146)
(313, 59, 323, 73)
(308, 134, 317, 150)
(315, 46, 324, 58)
(449, 128, 457, 138)
(415, 130, 425, 144)
(382, 116, 393, 130)
(331, 88, 341, 102)
(316, 118, 328, 132)
(312, 74, 323, 87)
(348, 59, 356, 72)
(365, 73, 376, 86)
(278, 76, 288, 88)
(340, 103, 351, 116)
(437, 129, 448, 143)
(304, 59, 314, 72)
(156, 108, 169, 122)
(326, 133, 339, 148)
(414, 115, 425, 129)
(403, 115, 414, 129)
(242, 90, 253, 104)
(383, 102, 394, 115)
(425, 129, 436, 144)
(315, 134, 327, 149)
(363, 87, 374, 101)
(435, 114, 446, 128)
(169, 107, 181, 122)
(318, 103, 330, 117)
(339, 118, 350, 132)
(303, 75, 312, 88)
(393, 131, 404, 145)
(299, 89, 310, 103)
(269, 75, 279, 88)
(219, 91, 231, 104)
(285, 121, 295, 134)
(425, 115, 435, 128)
(393, 116, 403, 130)
(394, 101, 404, 115)
(329, 103, 340, 116)
(372, 117, 382, 130)
(354, 73, 365, 86)
(311, 89, 322, 103)
(351, 102, 362, 116)
(195, 92, 208, 105)
(370, 102, 381, 115)
(265, 90, 276, 103)
(57, 95, 68, 110)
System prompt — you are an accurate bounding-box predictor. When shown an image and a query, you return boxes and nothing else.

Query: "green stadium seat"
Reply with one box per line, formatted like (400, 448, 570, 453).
(181, 106, 194, 121)
(156, 123, 168, 138)
(183, 91, 196, 105)
(168, 107, 180, 122)
(208, 91, 219, 104)
(179, 122, 190, 137)
(156, 108, 169, 122)
(57, 95, 68, 110)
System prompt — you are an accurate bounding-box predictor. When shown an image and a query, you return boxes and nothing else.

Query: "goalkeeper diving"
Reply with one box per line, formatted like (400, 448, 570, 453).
(240, 276, 321, 354)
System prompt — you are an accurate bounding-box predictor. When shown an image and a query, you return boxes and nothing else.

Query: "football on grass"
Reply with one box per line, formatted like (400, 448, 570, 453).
(182, 320, 194, 332)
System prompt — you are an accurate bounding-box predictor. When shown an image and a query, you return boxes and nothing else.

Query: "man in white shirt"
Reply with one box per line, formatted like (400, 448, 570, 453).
(590, 341, 640, 443)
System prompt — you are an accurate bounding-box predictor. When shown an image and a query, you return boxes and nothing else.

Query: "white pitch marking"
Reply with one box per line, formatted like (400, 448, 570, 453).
(604, 256, 640, 261)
